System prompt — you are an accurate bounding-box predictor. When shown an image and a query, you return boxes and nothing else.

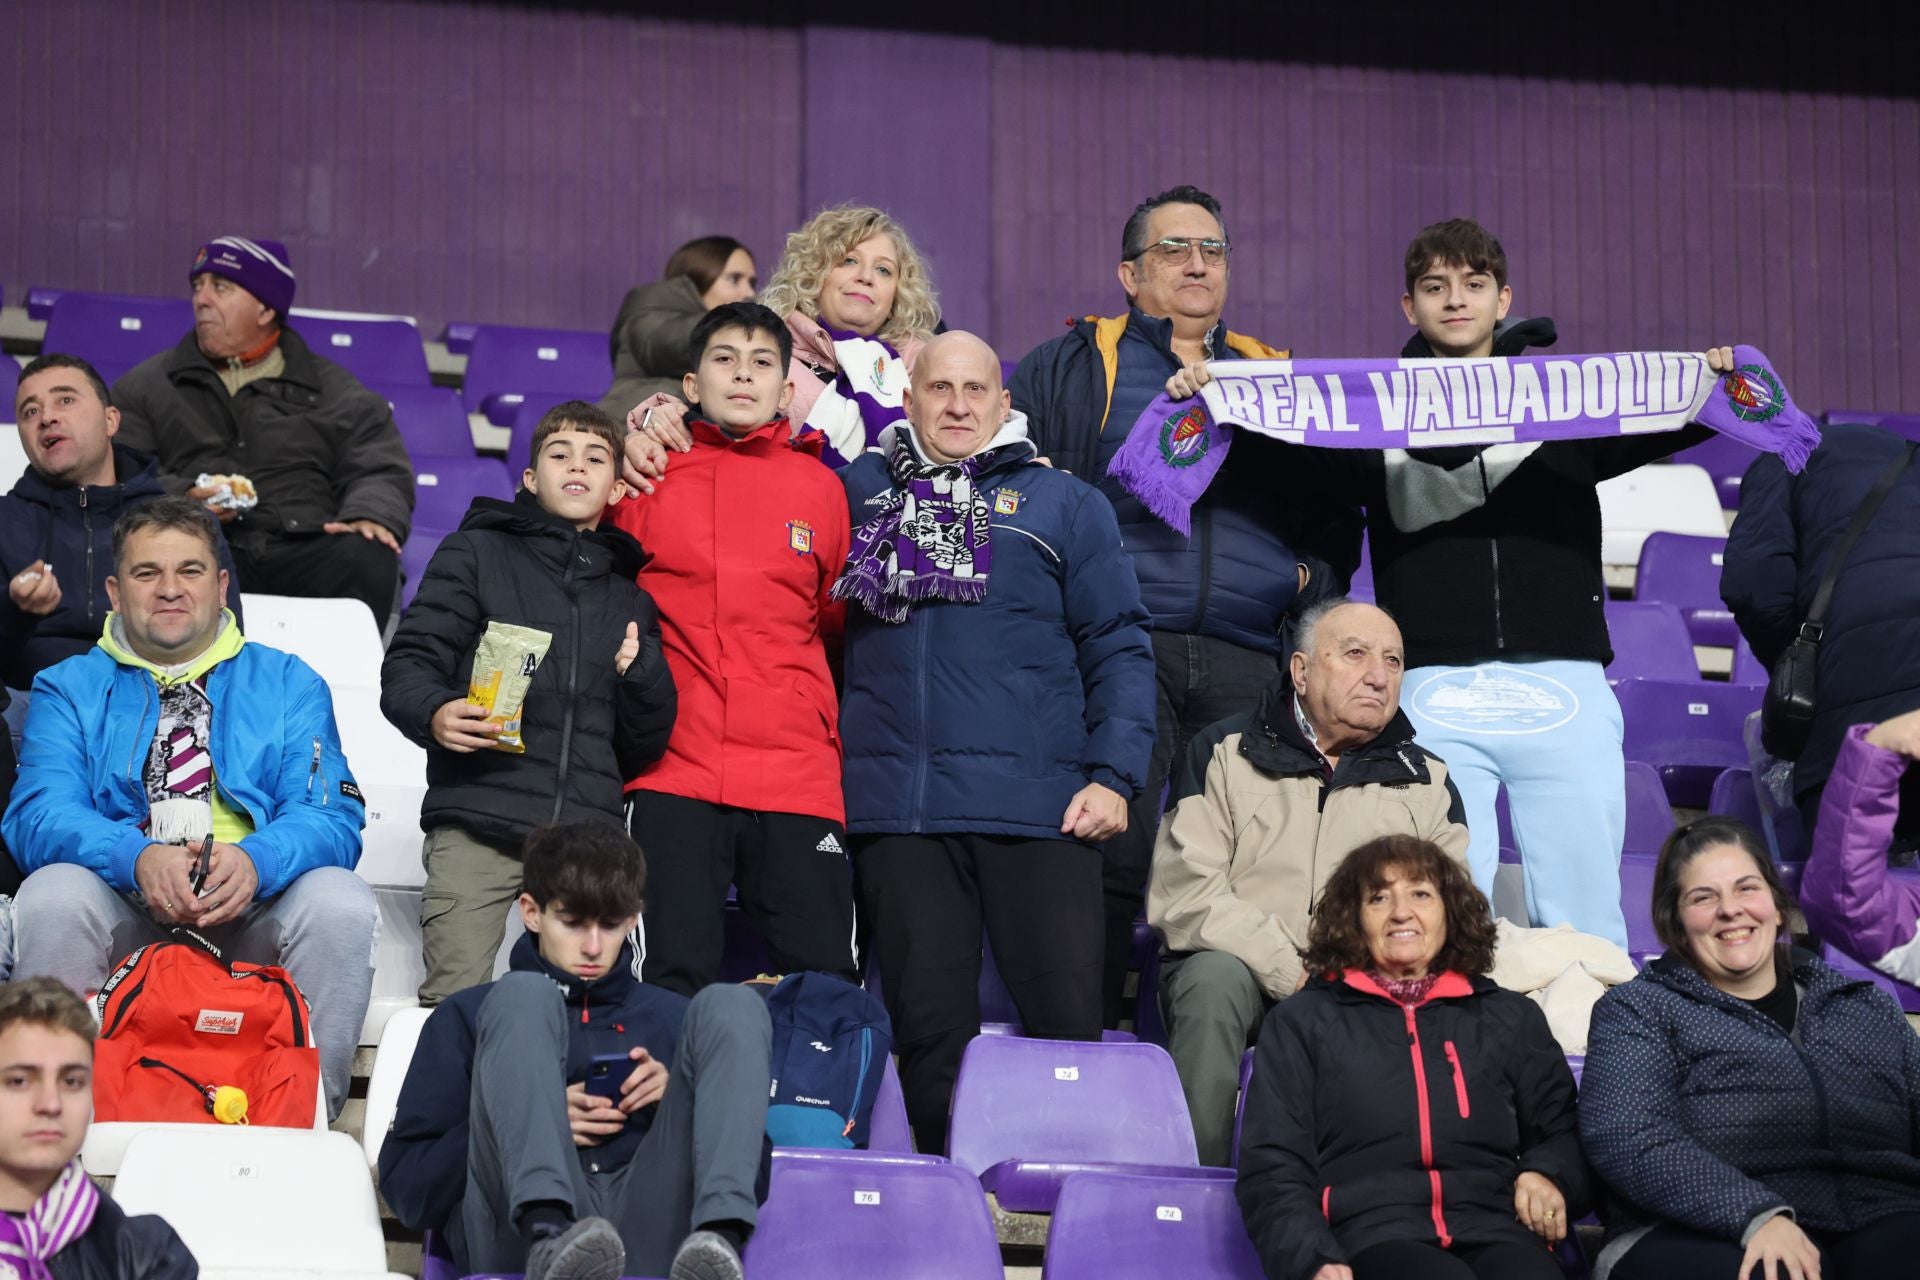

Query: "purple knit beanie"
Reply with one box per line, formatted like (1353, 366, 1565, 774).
(188, 236, 296, 320)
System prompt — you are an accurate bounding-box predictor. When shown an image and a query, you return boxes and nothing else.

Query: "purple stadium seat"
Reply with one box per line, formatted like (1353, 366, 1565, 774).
(864, 937, 1020, 1028)
(869, 1054, 915, 1153)
(743, 1151, 1003, 1279)
(1000, 359, 1017, 385)
(1566, 1054, 1584, 1087)
(413, 455, 513, 530)
(947, 1036, 1219, 1212)
(718, 901, 772, 983)
(1707, 766, 1766, 830)
(1616, 677, 1759, 808)
(1624, 760, 1676, 857)
(1041, 1170, 1262, 1280)
(1, 357, 18, 420)
(1671, 432, 1761, 510)
(1818, 941, 1920, 1014)
(378, 382, 475, 459)
(1731, 635, 1767, 686)
(1634, 532, 1738, 648)
(979, 1023, 1137, 1043)
(1229, 1047, 1254, 1167)
(41, 292, 191, 380)
(1131, 924, 1167, 1045)
(1617, 852, 1662, 961)
(440, 321, 480, 356)
(461, 324, 611, 427)
(25, 286, 62, 320)
(290, 309, 431, 385)
(1739, 711, 1809, 868)
(1603, 600, 1700, 683)
(1349, 529, 1375, 602)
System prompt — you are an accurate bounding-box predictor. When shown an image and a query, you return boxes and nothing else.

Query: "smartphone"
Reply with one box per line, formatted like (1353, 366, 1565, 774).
(583, 1052, 630, 1103)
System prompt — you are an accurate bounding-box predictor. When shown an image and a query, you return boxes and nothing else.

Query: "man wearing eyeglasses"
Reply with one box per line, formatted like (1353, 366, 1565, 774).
(1009, 185, 1362, 1027)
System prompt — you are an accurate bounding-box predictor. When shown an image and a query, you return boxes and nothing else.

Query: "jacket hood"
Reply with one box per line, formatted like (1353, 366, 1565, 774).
(1399, 314, 1558, 361)
(505, 929, 643, 1011)
(457, 491, 650, 577)
(9, 442, 163, 506)
(874, 410, 1037, 469)
(1242, 679, 1430, 787)
(100, 608, 244, 685)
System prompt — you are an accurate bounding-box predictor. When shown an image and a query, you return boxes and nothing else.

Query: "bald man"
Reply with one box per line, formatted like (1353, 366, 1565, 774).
(834, 332, 1156, 1152)
(1148, 597, 1469, 1164)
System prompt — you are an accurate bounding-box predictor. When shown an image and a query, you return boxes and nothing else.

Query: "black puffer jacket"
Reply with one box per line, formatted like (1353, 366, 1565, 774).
(1237, 968, 1590, 1280)
(1319, 319, 1711, 669)
(380, 492, 676, 845)
(46, 1194, 199, 1278)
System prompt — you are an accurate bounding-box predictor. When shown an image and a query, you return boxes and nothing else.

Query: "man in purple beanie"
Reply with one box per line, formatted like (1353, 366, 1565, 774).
(112, 236, 415, 623)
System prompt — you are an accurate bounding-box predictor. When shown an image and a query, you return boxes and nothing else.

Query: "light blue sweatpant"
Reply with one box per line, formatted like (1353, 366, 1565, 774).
(1403, 658, 1628, 949)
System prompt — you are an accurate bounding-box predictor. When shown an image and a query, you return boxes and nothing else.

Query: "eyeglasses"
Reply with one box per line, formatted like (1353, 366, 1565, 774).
(1133, 237, 1231, 266)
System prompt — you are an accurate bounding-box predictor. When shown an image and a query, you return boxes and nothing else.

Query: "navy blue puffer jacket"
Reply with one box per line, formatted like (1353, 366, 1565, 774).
(838, 423, 1155, 839)
(1008, 310, 1361, 655)
(1580, 950, 1920, 1257)
(1721, 422, 1920, 800)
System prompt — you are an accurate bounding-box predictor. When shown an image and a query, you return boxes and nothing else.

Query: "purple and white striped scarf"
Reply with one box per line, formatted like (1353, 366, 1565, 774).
(831, 433, 1012, 623)
(1109, 344, 1822, 533)
(801, 327, 908, 467)
(0, 1160, 101, 1279)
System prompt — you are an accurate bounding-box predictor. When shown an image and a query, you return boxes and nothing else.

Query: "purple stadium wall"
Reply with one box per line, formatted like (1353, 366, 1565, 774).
(5, 2, 1917, 412)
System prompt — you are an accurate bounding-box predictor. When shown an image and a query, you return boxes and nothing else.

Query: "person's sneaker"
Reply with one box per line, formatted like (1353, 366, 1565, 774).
(669, 1229, 745, 1280)
(525, 1216, 625, 1280)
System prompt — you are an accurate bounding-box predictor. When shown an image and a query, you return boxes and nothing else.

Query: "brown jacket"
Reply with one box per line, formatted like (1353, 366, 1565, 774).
(1147, 689, 1468, 999)
(598, 275, 706, 418)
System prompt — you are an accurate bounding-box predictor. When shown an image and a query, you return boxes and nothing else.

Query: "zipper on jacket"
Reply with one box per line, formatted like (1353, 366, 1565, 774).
(910, 609, 932, 830)
(81, 486, 98, 630)
(1400, 1004, 1453, 1247)
(307, 737, 322, 798)
(1478, 456, 1503, 651)
(1444, 1040, 1470, 1118)
(552, 535, 582, 823)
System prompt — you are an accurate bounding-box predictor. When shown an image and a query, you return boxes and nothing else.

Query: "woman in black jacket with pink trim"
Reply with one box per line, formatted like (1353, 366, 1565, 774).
(1235, 834, 1590, 1280)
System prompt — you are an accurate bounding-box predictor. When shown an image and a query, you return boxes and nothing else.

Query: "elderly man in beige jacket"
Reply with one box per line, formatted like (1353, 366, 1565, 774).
(1147, 597, 1470, 1165)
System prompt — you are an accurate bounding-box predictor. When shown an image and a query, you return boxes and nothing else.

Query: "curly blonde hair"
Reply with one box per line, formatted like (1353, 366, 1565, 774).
(759, 205, 939, 349)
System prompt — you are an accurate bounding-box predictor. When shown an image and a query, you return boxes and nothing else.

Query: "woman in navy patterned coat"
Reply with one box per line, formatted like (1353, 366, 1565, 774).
(1580, 817, 1920, 1280)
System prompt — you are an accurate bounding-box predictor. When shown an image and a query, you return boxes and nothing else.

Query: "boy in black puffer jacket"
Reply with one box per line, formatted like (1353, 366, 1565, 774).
(381, 401, 675, 1004)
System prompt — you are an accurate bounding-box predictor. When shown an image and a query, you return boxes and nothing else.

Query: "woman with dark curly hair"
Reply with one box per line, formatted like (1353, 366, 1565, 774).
(1236, 834, 1590, 1280)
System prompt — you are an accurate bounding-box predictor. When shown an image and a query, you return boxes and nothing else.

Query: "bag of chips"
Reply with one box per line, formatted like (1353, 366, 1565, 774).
(467, 622, 553, 753)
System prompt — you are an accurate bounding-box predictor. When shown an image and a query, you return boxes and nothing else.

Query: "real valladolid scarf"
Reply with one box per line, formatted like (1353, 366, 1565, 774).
(800, 326, 909, 467)
(831, 433, 1017, 623)
(0, 1159, 100, 1280)
(1108, 344, 1821, 533)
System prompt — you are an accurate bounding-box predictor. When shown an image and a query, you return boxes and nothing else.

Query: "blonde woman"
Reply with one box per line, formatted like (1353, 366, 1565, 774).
(623, 205, 938, 478)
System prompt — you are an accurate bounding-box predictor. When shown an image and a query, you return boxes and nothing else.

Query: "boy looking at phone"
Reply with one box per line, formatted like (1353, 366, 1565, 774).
(380, 821, 772, 1280)
(381, 401, 676, 1005)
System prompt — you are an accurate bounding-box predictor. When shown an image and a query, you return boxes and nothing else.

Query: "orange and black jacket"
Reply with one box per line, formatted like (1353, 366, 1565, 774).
(1236, 969, 1591, 1280)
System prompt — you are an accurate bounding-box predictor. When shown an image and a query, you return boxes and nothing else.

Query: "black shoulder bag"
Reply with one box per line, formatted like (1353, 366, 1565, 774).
(1760, 442, 1915, 759)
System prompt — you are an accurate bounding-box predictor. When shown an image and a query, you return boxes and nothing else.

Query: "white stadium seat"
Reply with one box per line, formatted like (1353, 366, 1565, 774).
(1597, 462, 1725, 568)
(0, 427, 27, 490)
(361, 886, 426, 1045)
(113, 1128, 405, 1278)
(361, 1005, 431, 1167)
(81, 1077, 326, 1177)
(329, 686, 427, 786)
(238, 593, 386, 692)
(356, 783, 428, 887)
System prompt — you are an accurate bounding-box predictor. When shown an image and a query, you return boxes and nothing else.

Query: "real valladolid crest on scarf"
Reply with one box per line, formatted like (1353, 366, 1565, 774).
(1108, 344, 1820, 533)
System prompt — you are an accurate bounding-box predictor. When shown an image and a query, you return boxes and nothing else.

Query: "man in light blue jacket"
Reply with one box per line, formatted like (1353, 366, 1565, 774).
(3, 497, 375, 1119)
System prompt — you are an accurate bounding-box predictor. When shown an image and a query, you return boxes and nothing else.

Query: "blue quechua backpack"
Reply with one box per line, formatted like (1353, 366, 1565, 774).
(762, 972, 892, 1149)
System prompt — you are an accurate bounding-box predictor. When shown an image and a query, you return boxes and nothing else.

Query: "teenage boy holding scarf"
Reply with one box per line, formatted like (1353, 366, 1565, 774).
(1162, 219, 1738, 949)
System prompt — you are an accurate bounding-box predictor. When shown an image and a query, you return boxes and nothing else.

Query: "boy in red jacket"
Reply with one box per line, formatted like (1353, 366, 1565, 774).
(607, 303, 855, 994)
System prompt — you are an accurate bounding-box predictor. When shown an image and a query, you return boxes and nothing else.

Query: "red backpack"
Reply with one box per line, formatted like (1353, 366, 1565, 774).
(91, 930, 320, 1128)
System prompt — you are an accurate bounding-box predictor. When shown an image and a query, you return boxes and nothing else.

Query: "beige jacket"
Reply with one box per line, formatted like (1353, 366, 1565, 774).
(1147, 698, 1469, 999)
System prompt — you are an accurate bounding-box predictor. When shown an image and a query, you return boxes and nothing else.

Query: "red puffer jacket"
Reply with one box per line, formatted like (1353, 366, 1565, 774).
(606, 418, 848, 823)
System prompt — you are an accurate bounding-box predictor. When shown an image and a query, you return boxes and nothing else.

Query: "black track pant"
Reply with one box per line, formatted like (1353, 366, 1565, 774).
(628, 791, 856, 996)
(855, 832, 1102, 1153)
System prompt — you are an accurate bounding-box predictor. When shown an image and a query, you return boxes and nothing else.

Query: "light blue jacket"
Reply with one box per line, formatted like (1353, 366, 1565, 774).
(3, 622, 365, 897)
